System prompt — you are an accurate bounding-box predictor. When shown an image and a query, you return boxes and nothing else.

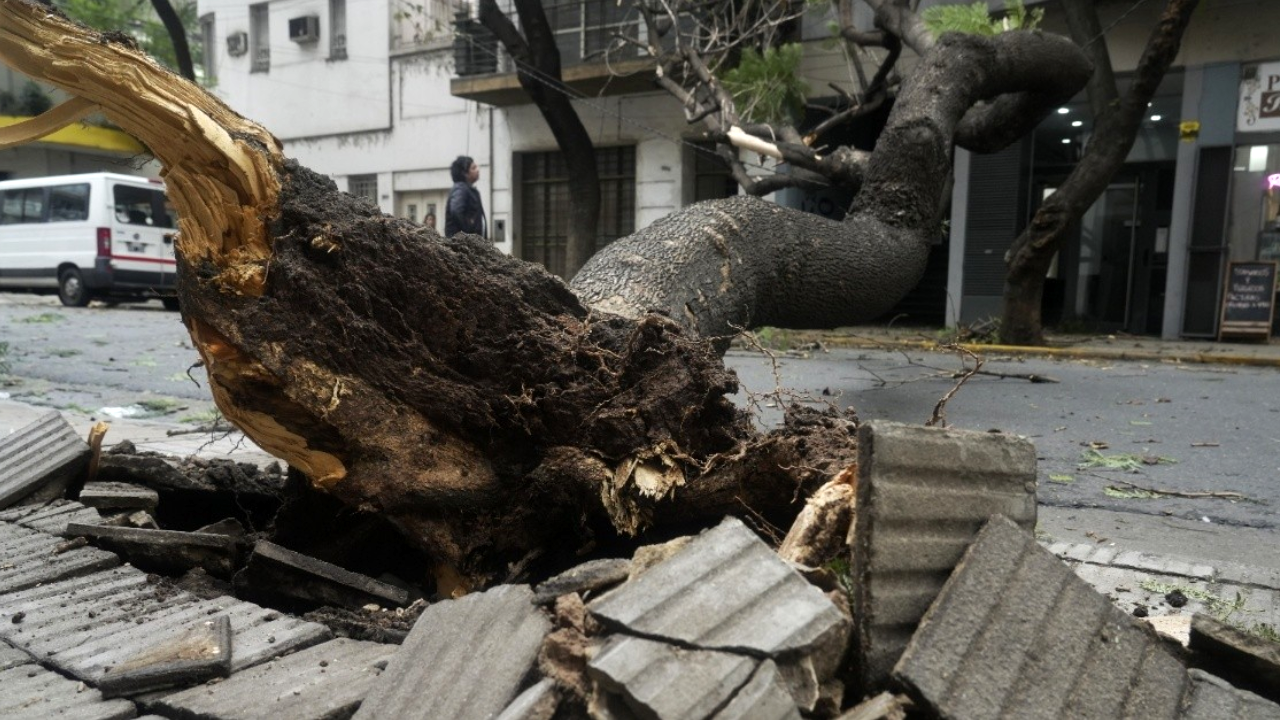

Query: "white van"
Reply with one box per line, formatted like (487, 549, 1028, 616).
(0, 172, 178, 308)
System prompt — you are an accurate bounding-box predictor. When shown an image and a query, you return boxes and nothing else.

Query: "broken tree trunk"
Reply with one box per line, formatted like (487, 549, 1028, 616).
(0, 0, 1089, 587)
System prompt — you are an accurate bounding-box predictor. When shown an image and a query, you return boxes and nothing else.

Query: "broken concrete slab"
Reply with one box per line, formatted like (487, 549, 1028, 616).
(0, 499, 105, 535)
(852, 420, 1037, 691)
(588, 634, 761, 719)
(354, 584, 551, 720)
(588, 517, 849, 710)
(894, 515, 1191, 719)
(1182, 668, 1280, 719)
(494, 677, 560, 720)
(65, 523, 242, 577)
(0, 521, 118, 594)
(0, 650, 137, 720)
(0, 411, 90, 510)
(154, 637, 396, 720)
(0, 639, 30, 671)
(235, 540, 410, 610)
(78, 481, 160, 513)
(1189, 614, 1280, 705)
(712, 658, 802, 720)
(533, 557, 631, 605)
(97, 614, 232, 698)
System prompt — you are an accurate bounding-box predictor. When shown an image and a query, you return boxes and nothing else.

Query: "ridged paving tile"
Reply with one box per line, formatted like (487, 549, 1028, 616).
(0, 411, 90, 508)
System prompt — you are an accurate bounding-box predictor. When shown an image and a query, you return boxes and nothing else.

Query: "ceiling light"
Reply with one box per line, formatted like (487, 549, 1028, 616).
(1057, 108, 1070, 114)
(1072, 120, 1083, 127)
(1061, 138, 1071, 144)
(1151, 114, 1163, 122)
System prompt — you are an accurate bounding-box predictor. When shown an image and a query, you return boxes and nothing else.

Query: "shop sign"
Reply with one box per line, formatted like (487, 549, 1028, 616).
(1239, 61, 1280, 132)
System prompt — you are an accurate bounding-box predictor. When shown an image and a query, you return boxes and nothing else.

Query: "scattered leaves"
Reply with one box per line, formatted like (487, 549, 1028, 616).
(1079, 449, 1177, 472)
(1104, 486, 1161, 500)
(1139, 579, 1246, 621)
(1047, 474, 1075, 484)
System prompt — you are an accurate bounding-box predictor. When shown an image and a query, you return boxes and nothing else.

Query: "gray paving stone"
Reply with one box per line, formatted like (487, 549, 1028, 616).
(354, 584, 550, 720)
(1190, 614, 1280, 705)
(154, 638, 396, 720)
(0, 639, 30, 671)
(0, 522, 118, 594)
(66, 522, 241, 577)
(851, 420, 1037, 691)
(0, 659, 136, 720)
(78, 482, 159, 513)
(97, 614, 233, 698)
(589, 517, 848, 659)
(0, 411, 89, 509)
(494, 678, 559, 720)
(533, 557, 631, 604)
(236, 540, 410, 609)
(894, 515, 1190, 719)
(588, 634, 758, 720)
(0, 499, 106, 535)
(711, 658, 801, 720)
(1182, 669, 1280, 719)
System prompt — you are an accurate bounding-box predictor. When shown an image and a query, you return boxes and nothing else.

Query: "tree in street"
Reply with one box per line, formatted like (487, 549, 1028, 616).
(58, 0, 198, 80)
(0, 0, 1091, 588)
(473, 0, 603, 277)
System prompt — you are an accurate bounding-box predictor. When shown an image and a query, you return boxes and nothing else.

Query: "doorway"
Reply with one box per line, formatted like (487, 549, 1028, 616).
(396, 190, 446, 234)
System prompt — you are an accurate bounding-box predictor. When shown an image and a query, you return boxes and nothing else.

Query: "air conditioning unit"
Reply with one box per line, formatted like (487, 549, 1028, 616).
(288, 16, 320, 43)
(226, 31, 248, 56)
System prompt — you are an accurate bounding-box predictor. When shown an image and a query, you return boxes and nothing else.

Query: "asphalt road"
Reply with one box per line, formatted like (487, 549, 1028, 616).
(2, 291, 1277, 533)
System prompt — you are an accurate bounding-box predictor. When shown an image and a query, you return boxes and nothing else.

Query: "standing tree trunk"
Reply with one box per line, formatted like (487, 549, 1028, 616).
(999, 0, 1199, 345)
(148, 0, 196, 81)
(478, 0, 601, 277)
(0, 0, 1089, 588)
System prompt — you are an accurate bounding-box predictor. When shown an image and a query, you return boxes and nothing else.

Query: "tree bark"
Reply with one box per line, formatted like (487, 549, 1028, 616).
(478, 0, 601, 277)
(998, 0, 1199, 345)
(0, 0, 1090, 588)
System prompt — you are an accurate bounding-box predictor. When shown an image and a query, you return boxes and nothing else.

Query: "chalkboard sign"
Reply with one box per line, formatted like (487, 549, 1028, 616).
(1219, 261, 1278, 340)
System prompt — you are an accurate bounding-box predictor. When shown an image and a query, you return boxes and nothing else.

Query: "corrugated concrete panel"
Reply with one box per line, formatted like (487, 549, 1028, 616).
(852, 420, 1036, 690)
(0, 657, 136, 720)
(494, 678, 559, 720)
(78, 482, 159, 512)
(354, 584, 550, 720)
(0, 522, 118, 594)
(0, 559, 330, 684)
(155, 638, 396, 720)
(0, 499, 105, 535)
(0, 640, 31, 670)
(713, 659, 801, 720)
(1182, 669, 1280, 719)
(588, 634, 759, 719)
(0, 411, 90, 508)
(588, 517, 848, 658)
(894, 516, 1190, 719)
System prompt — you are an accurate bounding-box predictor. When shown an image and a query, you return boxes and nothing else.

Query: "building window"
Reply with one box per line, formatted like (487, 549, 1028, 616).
(329, 0, 348, 60)
(199, 13, 216, 84)
(348, 174, 378, 204)
(689, 142, 737, 203)
(544, 0, 640, 63)
(250, 3, 270, 73)
(519, 146, 635, 278)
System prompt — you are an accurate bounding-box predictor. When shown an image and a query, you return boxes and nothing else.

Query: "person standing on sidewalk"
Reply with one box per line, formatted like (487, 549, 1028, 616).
(445, 155, 486, 239)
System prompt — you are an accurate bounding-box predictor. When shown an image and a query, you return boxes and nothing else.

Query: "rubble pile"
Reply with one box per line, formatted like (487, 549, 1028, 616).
(0, 410, 1277, 719)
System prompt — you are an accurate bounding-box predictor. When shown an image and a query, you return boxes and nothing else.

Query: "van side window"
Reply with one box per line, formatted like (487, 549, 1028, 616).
(48, 184, 90, 222)
(1, 188, 45, 224)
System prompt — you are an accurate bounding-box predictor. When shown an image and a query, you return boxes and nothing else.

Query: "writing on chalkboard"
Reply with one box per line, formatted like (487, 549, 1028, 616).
(1220, 261, 1278, 340)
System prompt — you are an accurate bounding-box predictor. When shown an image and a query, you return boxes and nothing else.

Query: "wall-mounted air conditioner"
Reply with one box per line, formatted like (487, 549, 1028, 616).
(227, 31, 248, 56)
(288, 16, 321, 43)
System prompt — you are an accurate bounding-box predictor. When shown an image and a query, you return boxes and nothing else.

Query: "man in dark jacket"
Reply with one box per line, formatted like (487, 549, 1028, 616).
(445, 155, 486, 238)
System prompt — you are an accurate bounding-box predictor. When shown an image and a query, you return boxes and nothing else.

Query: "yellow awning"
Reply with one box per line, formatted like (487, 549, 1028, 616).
(0, 114, 145, 153)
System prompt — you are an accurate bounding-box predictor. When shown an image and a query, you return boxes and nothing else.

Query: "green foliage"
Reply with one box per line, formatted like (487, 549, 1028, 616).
(56, 0, 202, 76)
(17, 312, 64, 324)
(922, 0, 1043, 37)
(722, 44, 810, 126)
(1139, 579, 1246, 622)
(1078, 448, 1177, 472)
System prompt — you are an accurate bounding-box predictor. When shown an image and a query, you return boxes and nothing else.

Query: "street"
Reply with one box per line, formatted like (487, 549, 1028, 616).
(2, 291, 1278, 535)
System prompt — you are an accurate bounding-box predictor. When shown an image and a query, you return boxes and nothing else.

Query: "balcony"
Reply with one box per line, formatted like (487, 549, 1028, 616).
(450, 3, 658, 107)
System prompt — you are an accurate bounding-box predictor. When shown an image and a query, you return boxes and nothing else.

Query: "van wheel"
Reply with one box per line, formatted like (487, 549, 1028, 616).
(162, 297, 180, 312)
(57, 268, 93, 307)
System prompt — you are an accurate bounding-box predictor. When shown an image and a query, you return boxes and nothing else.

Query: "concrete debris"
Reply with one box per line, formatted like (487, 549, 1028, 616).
(236, 540, 410, 610)
(1189, 614, 1280, 705)
(851, 420, 1037, 690)
(155, 637, 397, 720)
(532, 557, 631, 605)
(894, 515, 1191, 719)
(1182, 668, 1280, 719)
(777, 472, 856, 568)
(713, 659, 802, 720)
(354, 584, 551, 720)
(66, 522, 242, 577)
(0, 521, 118, 594)
(0, 640, 136, 720)
(494, 677, 560, 720)
(588, 634, 760, 719)
(0, 411, 90, 510)
(0, 498, 105, 535)
(96, 614, 233, 698)
(834, 692, 912, 720)
(78, 481, 160, 513)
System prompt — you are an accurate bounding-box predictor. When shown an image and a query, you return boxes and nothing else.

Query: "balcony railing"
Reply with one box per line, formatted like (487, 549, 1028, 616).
(250, 47, 270, 73)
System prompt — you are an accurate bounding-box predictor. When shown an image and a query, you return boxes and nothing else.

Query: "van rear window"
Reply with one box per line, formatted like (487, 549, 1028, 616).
(113, 184, 175, 228)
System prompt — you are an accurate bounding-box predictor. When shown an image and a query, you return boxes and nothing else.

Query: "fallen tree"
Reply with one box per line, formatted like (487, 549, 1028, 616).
(0, 0, 1089, 589)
